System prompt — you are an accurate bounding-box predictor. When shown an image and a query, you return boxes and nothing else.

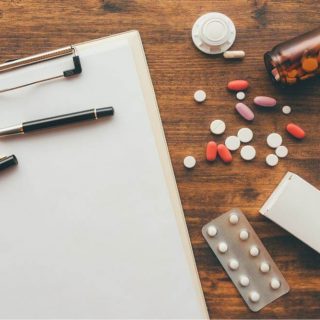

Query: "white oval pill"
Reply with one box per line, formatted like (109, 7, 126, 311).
(236, 91, 246, 101)
(218, 242, 228, 253)
(239, 229, 249, 240)
(260, 262, 270, 273)
(237, 128, 253, 143)
(249, 245, 259, 257)
(282, 105, 292, 115)
(229, 213, 239, 225)
(240, 145, 256, 161)
(266, 154, 279, 167)
(225, 136, 241, 151)
(223, 50, 245, 59)
(275, 145, 288, 158)
(239, 275, 250, 287)
(270, 278, 281, 290)
(249, 291, 260, 303)
(194, 90, 206, 103)
(183, 156, 196, 169)
(228, 259, 239, 270)
(210, 120, 226, 135)
(267, 133, 283, 148)
(207, 225, 217, 237)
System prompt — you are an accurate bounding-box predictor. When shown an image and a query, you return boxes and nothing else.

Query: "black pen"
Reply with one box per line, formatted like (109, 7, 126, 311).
(0, 107, 114, 137)
(0, 155, 18, 171)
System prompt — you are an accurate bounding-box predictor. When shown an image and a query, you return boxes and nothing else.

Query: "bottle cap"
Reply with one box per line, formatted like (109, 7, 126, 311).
(192, 12, 236, 55)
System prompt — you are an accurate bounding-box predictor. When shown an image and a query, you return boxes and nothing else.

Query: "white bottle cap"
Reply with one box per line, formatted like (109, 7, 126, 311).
(192, 12, 236, 55)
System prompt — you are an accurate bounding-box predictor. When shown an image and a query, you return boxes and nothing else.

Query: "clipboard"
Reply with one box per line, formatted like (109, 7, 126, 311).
(0, 31, 208, 318)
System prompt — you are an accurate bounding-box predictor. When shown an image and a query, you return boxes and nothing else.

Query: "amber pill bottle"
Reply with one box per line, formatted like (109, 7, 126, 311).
(264, 27, 320, 86)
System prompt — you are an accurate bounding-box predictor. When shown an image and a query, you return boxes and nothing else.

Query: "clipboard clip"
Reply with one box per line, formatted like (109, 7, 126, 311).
(0, 46, 82, 94)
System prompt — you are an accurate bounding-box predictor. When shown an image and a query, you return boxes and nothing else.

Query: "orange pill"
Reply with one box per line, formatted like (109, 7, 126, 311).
(286, 123, 305, 139)
(227, 80, 249, 91)
(301, 57, 318, 73)
(217, 144, 232, 163)
(206, 141, 217, 161)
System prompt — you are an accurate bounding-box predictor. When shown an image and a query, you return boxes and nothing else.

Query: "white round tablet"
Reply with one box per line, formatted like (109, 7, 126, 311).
(240, 145, 256, 161)
(194, 90, 206, 103)
(218, 242, 228, 253)
(275, 145, 288, 158)
(236, 91, 246, 101)
(270, 278, 281, 290)
(239, 275, 250, 287)
(183, 156, 196, 169)
(260, 262, 270, 273)
(249, 245, 259, 257)
(207, 225, 217, 237)
(210, 119, 226, 135)
(228, 259, 239, 270)
(249, 291, 260, 303)
(239, 229, 249, 241)
(237, 127, 253, 143)
(282, 105, 291, 115)
(266, 154, 279, 167)
(229, 213, 239, 225)
(267, 133, 283, 149)
(225, 136, 241, 151)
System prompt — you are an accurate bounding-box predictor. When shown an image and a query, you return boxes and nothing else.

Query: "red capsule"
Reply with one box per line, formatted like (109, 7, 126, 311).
(286, 123, 305, 139)
(206, 141, 217, 161)
(217, 144, 232, 163)
(227, 80, 249, 91)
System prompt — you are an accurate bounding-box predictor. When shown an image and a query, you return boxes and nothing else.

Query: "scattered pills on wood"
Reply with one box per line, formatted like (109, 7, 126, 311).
(207, 225, 217, 237)
(282, 105, 292, 115)
(270, 278, 281, 290)
(217, 144, 233, 163)
(236, 91, 246, 101)
(225, 136, 241, 151)
(275, 145, 288, 158)
(206, 141, 218, 161)
(194, 89, 206, 103)
(286, 123, 305, 139)
(267, 133, 283, 149)
(254, 96, 277, 107)
(240, 145, 256, 161)
(235, 102, 255, 121)
(183, 156, 196, 169)
(237, 128, 253, 143)
(223, 50, 246, 59)
(210, 119, 226, 135)
(227, 80, 249, 91)
(266, 154, 279, 167)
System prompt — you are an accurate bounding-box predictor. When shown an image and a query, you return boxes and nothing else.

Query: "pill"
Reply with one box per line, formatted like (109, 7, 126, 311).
(270, 278, 281, 290)
(235, 102, 255, 121)
(239, 275, 250, 287)
(240, 145, 256, 161)
(207, 225, 217, 237)
(282, 105, 292, 115)
(183, 156, 196, 169)
(210, 119, 226, 135)
(228, 259, 239, 270)
(225, 136, 241, 151)
(229, 213, 239, 225)
(286, 123, 305, 139)
(239, 229, 249, 241)
(237, 128, 253, 143)
(254, 96, 277, 107)
(275, 145, 288, 158)
(271, 68, 280, 81)
(227, 80, 249, 91)
(267, 133, 283, 148)
(218, 242, 228, 253)
(206, 141, 217, 161)
(266, 154, 279, 167)
(223, 50, 245, 59)
(260, 262, 270, 273)
(302, 57, 318, 73)
(217, 144, 232, 163)
(249, 291, 260, 303)
(249, 245, 259, 257)
(194, 90, 206, 103)
(236, 91, 246, 101)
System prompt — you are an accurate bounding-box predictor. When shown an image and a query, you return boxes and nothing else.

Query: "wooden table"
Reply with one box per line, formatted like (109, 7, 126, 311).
(1, 0, 319, 318)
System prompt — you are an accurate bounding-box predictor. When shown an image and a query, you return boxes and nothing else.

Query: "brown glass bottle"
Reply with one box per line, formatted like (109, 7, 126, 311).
(264, 27, 320, 86)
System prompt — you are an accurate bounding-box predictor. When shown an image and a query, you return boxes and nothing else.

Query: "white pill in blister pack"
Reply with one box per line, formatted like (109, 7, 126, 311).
(202, 208, 290, 312)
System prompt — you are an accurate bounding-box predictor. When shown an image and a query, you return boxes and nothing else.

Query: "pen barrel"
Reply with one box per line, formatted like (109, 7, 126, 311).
(0, 155, 18, 171)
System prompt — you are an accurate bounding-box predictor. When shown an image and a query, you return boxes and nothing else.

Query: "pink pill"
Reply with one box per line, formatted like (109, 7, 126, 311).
(254, 96, 277, 107)
(235, 103, 255, 121)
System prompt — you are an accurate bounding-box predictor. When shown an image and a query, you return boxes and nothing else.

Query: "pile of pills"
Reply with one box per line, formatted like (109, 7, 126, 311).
(202, 208, 290, 312)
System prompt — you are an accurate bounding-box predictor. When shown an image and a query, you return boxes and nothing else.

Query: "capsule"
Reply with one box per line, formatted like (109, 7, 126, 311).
(286, 123, 305, 139)
(217, 144, 232, 163)
(223, 50, 245, 59)
(227, 80, 249, 91)
(206, 141, 217, 161)
(235, 103, 255, 121)
(254, 96, 277, 107)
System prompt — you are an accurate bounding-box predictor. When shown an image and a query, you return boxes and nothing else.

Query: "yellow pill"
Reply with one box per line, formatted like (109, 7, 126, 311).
(302, 57, 318, 72)
(287, 69, 298, 78)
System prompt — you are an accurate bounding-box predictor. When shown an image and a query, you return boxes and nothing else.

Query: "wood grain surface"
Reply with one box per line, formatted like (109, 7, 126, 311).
(0, 0, 319, 318)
